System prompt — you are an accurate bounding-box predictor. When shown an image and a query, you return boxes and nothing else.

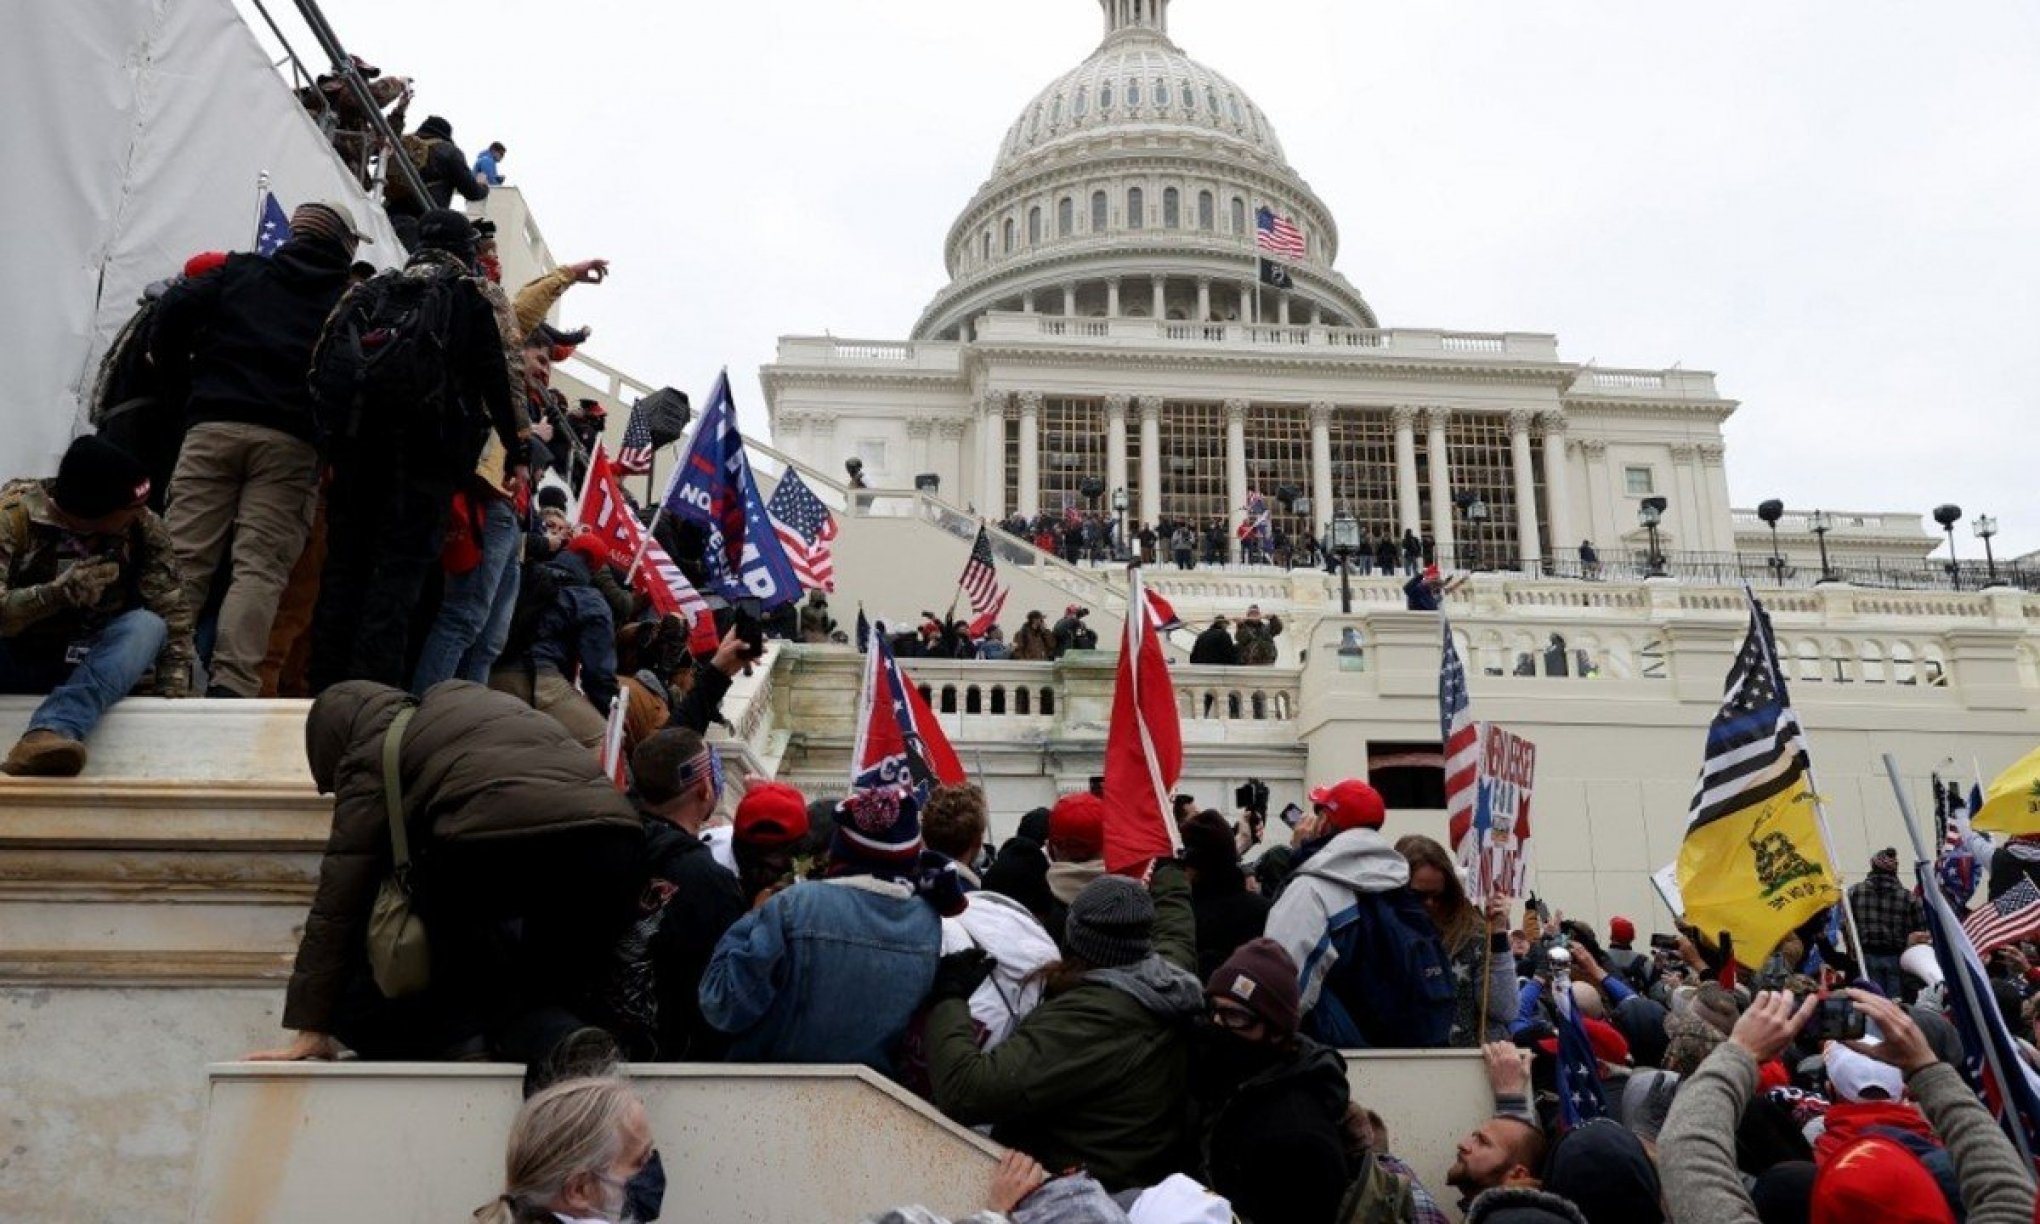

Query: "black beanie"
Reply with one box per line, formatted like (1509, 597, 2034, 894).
(415, 209, 477, 259)
(53, 436, 149, 519)
(417, 114, 453, 141)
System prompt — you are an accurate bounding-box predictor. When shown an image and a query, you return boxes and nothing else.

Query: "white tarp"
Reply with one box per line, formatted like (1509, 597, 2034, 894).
(0, 0, 404, 477)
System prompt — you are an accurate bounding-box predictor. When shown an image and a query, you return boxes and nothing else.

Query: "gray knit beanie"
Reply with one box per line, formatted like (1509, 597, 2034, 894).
(1064, 876, 1155, 968)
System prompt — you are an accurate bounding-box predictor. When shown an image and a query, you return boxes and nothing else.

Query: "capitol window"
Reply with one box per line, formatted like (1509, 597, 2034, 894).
(1128, 80, 1142, 107)
(1003, 217, 1016, 254)
(982, 230, 992, 261)
(1163, 187, 1180, 228)
(1101, 83, 1114, 111)
(1230, 196, 1246, 235)
(1028, 207, 1042, 245)
(1624, 466, 1656, 496)
(1074, 86, 1089, 118)
(1091, 190, 1108, 231)
(1226, 94, 1243, 123)
(1127, 187, 1144, 229)
(1198, 190, 1214, 230)
(1184, 84, 1198, 113)
(1155, 78, 1170, 107)
(1058, 196, 1074, 237)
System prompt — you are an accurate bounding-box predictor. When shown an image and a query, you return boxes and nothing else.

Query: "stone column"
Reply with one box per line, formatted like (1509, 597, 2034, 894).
(1196, 277, 1211, 322)
(1021, 290, 1036, 314)
(1424, 405, 1455, 557)
(1277, 294, 1291, 325)
(1238, 282, 1253, 323)
(1697, 443, 1728, 554)
(906, 417, 934, 479)
(1578, 437, 1611, 546)
(1392, 404, 1421, 535)
(810, 411, 839, 472)
(1508, 410, 1543, 571)
(1107, 279, 1122, 318)
(1104, 394, 1130, 517)
(1539, 412, 1575, 563)
(773, 412, 807, 467)
(1150, 275, 1166, 320)
(1224, 398, 1249, 562)
(1309, 401, 1334, 535)
(980, 392, 1008, 518)
(1669, 443, 1701, 559)
(1017, 391, 1042, 517)
(937, 418, 969, 506)
(1062, 283, 1077, 315)
(1138, 396, 1163, 527)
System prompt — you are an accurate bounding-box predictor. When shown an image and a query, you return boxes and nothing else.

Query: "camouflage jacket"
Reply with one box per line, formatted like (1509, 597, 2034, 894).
(0, 478, 194, 694)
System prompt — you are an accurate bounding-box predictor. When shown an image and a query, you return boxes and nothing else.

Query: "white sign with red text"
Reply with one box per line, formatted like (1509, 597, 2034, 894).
(1459, 723, 1537, 903)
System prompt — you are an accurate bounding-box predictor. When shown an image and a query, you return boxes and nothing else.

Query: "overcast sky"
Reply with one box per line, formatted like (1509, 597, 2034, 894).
(240, 0, 2040, 557)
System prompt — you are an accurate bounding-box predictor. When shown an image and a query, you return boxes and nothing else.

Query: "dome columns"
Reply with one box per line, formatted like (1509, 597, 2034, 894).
(1224, 398, 1249, 562)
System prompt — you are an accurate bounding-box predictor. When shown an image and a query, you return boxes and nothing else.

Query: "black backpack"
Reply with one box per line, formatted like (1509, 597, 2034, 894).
(309, 267, 472, 457)
(1314, 887, 1457, 1049)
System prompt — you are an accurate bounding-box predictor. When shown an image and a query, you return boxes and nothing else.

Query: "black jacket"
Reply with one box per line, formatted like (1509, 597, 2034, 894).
(149, 237, 356, 444)
(1196, 1036, 1354, 1224)
(1989, 842, 2040, 902)
(638, 815, 747, 1059)
(1190, 624, 1238, 666)
(1191, 867, 1272, 979)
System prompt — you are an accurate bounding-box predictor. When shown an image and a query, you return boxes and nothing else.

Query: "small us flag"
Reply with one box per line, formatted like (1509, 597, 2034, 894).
(1965, 878, 2040, 954)
(766, 470, 838, 593)
(255, 191, 290, 257)
(958, 526, 1008, 638)
(1441, 615, 1482, 868)
(616, 400, 656, 475)
(1553, 975, 1609, 1128)
(1255, 206, 1306, 261)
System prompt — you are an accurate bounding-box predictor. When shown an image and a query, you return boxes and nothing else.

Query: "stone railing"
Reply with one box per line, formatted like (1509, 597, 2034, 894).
(970, 312, 1562, 360)
(1568, 366, 1723, 398)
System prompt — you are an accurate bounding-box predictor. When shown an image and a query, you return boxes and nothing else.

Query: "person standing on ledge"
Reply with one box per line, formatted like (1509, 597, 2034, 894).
(1404, 564, 1469, 612)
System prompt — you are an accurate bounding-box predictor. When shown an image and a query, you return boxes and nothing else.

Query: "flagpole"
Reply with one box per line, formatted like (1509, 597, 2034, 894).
(1127, 563, 1183, 856)
(253, 170, 271, 247)
(1884, 751, 2039, 1170)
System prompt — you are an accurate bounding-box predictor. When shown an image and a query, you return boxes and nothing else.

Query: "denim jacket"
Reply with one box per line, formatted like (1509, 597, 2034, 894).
(700, 875, 941, 1074)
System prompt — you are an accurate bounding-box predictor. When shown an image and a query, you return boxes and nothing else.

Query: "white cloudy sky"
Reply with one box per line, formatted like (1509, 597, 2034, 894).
(240, 0, 2040, 557)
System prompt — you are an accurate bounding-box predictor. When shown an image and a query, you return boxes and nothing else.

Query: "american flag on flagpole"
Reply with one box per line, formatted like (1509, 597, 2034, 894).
(1441, 615, 1484, 881)
(1255, 206, 1306, 261)
(1965, 878, 2040, 954)
(616, 401, 656, 475)
(766, 470, 838, 593)
(1552, 969, 1609, 1128)
(255, 191, 290, 257)
(958, 526, 1009, 637)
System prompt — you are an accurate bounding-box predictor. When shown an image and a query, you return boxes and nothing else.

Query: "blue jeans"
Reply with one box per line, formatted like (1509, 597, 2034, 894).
(1867, 952, 1904, 1000)
(412, 497, 522, 692)
(0, 609, 167, 741)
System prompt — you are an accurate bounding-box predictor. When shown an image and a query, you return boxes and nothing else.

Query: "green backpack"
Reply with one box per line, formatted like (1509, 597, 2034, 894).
(1338, 1149, 1417, 1224)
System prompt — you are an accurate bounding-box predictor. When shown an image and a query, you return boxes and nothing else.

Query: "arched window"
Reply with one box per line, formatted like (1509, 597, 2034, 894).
(1162, 187, 1180, 228)
(1230, 196, 1246, 235)
(1058, 196, 1074, 237)
(1074, 86, 1089, 118)
(1051, 96, 1063, 124)
(1127, 187, 1144, 229)
(1155, 78, 1170, 107)
(1197, 190, 1214, 231)
(1091, 190, 1108, 231)
(1101, 82, 1114, 112)
(1003, 217, 1016, 253)
(1028, 207, 1042, 245)
(982, 230, 992, 261)
(1128, 80, 1142, 108)
(1185, 84, 1198, 113)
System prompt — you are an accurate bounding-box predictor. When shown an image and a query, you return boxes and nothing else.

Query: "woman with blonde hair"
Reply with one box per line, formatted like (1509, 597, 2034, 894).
(475, 1076, 662, 1224)
(1396, 834, 1515, 1046)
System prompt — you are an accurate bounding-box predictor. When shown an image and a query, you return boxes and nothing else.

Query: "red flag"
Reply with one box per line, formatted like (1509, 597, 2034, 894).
(850, 624, 966, 796)
(1142, 587, 1182, 634)
(577, 443, 718, 655)
(1103, 567, 1183, 872)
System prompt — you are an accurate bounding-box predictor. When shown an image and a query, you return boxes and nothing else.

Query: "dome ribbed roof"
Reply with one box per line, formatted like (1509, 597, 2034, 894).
(992, 33, 1286, 177)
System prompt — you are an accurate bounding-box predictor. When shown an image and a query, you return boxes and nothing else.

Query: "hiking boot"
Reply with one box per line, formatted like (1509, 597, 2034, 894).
(2, 730, 87, 777)
(204, 684, 243, 699)
(523, 1025, 621, 1098)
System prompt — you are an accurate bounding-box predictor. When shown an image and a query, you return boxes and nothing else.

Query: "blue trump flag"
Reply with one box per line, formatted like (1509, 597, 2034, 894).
(659, 371, 802, 609)
(255, 191, 290, 256)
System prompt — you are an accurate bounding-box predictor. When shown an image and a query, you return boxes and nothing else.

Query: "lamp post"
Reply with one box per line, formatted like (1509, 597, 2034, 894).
(1974, 514, 1999, 587)
(1112, 487, 1130, 561)
(1756, 499, 1785, 583)
(1639, 496, 1669, 578)
(1808, 509, 1834, 584)
(1934, 504, 1963, 590)
(1454, 493, 1489, 571)
(1328, 512, 1360, 614)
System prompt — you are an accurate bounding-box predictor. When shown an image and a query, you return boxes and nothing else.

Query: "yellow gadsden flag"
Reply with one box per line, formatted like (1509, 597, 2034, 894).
(1975, 743, 2040, 837)
(1676, 599, 1841, 960)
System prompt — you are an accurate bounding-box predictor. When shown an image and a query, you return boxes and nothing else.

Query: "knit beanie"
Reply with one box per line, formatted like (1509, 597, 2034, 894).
(564, 532, 611, 572)
(1692, 981, 1744, 1036)
(290, 200, 360, 247)
(1206, 938, 1302, 1038)
(1064, 875, 1155, 968)
(414, 209, 478, 259)
(1872, 847, 1900, 874)
(833, 787, 924, 869)
(53, 435, 150, 519)
(1179, 809, 1239, 874)
(1662, 1011, 1725, 1077)
(1750, 1161, 1815, 1224)
(417, 114, 453, 141)
(182, 250, 228, 278)
(1809, 1136, 1956, 1224)
(1048, 792, 1106, 862)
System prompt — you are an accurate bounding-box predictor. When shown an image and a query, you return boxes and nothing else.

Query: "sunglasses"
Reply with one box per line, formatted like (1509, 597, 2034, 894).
(1209, 1002, 1262, 1032)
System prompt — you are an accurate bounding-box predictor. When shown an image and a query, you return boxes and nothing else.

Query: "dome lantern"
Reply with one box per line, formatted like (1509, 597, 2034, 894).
(1100, 0, 1170, 40)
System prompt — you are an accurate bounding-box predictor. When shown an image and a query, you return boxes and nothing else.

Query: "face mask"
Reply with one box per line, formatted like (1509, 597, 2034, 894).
(623, 1149, 665, 1222)
(1197, 1021, 1283, 1085)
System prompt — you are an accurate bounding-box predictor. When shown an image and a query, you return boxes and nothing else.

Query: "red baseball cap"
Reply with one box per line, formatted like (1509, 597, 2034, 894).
(1609, 916, 1636, 944)
(1537, 1017, 1632, 1067)
(1308, 779, 1385, 832)
(735, 781, 810, 848)
(1048, 792, 1106, 860)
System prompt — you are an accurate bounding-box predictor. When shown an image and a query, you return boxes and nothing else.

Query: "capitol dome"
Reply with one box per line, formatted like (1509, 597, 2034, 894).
(913, 0, 1376, 341)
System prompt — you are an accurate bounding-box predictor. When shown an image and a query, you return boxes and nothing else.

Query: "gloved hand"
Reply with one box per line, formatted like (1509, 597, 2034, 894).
(929, 948, 996, 1004)
(52, 559, 120, 608)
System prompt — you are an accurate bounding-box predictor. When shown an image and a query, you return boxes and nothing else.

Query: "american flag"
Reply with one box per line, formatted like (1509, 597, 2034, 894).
(1255, 206, 1306, 261)
(255, 191, 290, 257)
(958, 526, 1008, 638)
(767, 470, 838, 593)
(616, 400, 656, 475)
(1552, 973, 1609, 1128)
(1441, 615, 1482, 860)
(1965, 878, 2040, 954)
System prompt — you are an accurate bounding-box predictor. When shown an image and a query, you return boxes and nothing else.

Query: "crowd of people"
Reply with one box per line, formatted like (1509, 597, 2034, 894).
(991, 511, 1443, 578)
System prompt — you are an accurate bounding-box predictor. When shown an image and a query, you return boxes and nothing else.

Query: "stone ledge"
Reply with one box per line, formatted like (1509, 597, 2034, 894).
(0, 948, 292, 987)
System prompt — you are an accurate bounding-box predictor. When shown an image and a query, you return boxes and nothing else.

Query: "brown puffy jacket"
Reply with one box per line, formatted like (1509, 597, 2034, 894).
(282, 680, 641, 1031)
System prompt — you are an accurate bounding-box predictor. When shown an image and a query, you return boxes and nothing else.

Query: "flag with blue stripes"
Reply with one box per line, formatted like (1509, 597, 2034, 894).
(256, 191, 290, 257)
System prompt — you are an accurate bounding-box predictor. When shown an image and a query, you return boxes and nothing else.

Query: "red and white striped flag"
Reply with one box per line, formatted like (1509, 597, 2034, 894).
(1440, 614, 1483, 870)
(1102, 566, 1184, 873)
(1965, 878, 2040, 954)
(958, 526, 1009, 637)
(1255, 206, 1306, 261)
(1142, 585, 1182, 634)
(577, 442, 719, 656)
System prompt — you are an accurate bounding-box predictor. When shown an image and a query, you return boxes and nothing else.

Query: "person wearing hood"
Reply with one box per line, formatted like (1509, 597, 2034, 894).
(308, 209, 519, 693)
(488, 532, 617, 751)
(1989, 834, 2040, 903)
(1231, 604, 1282, 667)
(1042, 792, 1109, 951)
(1011, 610, 1057, 661)
(1538, 1117, 1664, 1224)
(247, 680, 643, 1069)
(150, 201, 361, 699)
(926, 863, 1204, 1193)
(1192, 939, 1360, 1224)
(1189, 616, 1237, 666)
(1266, 778, 1457, 1048)
(1659, 988, 2035, 1224)
(1180, 810, 1271, 979)
(700, 787, 957, 1074)
(383, 114, 489, 248)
